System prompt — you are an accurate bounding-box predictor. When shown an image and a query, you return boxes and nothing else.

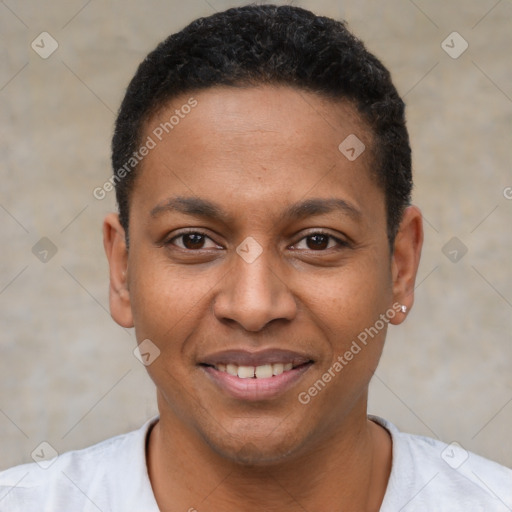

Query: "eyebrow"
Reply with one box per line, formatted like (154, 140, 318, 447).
(150, 196, 362, 223)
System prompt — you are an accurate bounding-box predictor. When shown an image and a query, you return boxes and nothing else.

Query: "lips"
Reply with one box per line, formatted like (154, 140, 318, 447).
(200, 349, 314, 400)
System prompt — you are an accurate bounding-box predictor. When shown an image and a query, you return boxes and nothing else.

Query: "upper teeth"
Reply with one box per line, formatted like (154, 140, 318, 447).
(215, 363, 294, 379)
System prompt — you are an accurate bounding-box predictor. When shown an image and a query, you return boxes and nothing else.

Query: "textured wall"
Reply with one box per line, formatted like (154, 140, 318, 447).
(1, 0, 511, 471)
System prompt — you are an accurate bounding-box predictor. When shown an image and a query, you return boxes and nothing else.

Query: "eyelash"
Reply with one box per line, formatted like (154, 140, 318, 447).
(166, 229, 349, 251)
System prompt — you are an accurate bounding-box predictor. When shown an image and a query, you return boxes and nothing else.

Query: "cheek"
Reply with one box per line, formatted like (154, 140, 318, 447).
(128, 251, 212, 349)
(299, 256, 393, 399)
(297, 266, 392, 422)
(304, 254, 391, 331)
(127, 258, 213, 406)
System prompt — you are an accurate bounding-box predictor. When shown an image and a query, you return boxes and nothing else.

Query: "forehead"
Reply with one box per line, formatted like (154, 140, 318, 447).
(146, 85, 371, 157)
(132, 85, 382, 223)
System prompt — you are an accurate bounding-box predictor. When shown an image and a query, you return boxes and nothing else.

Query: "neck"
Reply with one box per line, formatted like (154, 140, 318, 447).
(147, 397, 392, 512)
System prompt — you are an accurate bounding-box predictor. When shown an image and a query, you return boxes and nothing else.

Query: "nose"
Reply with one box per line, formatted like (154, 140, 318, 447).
(212, 246, 297, 332)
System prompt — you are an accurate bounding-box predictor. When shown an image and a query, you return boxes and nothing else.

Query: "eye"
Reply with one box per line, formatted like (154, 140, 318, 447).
(167, 231, 221, 250)
(292, 232, 348, 251)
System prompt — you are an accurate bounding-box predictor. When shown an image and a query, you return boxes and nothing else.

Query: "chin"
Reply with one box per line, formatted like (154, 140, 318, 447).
(201, 421, 307, 467)
(213, 439, 298, 467)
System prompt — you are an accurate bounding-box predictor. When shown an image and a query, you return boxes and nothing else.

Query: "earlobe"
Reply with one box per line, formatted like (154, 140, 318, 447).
(103, 213, 134, 328)
(389, 205, 423, 325)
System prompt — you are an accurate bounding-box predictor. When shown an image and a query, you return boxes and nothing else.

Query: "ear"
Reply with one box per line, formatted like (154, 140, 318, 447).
(388, 205, 423, 325)
(103, 213, 134, 328)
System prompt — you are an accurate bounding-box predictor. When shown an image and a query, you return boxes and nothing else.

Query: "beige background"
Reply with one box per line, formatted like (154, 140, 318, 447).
(1, 0, 511, 471)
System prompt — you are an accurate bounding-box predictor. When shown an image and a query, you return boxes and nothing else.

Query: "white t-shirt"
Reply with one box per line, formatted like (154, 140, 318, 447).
(0, 415, 510, 511)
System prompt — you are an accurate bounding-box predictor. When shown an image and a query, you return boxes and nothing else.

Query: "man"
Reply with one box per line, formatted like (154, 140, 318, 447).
(1, 5, 510, 511)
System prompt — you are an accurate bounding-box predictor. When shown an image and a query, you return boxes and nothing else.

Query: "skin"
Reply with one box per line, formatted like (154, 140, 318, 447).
(103, 85, 423, 511)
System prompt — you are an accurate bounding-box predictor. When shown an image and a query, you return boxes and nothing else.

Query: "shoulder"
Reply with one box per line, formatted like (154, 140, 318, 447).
(371, 416, 512, 511)
(0, 417, 159, 512)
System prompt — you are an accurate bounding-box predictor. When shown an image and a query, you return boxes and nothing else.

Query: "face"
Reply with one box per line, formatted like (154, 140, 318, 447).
(104, 85, 422, 464)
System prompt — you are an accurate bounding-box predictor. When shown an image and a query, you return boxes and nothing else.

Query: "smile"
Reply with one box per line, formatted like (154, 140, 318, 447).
(210, 362, 297, 379)
(200, 349, 314, 400)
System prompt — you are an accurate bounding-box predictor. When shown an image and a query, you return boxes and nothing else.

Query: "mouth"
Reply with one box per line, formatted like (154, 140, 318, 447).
(199, 349, 314, 401)
(201, 361, 310, 378)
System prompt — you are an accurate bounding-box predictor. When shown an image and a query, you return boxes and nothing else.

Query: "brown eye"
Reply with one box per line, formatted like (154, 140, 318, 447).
(181, 233, 206, 249)
(167, 231, 220, 250)
(293, 232, 347, 251)
(306, 234, 330, 250)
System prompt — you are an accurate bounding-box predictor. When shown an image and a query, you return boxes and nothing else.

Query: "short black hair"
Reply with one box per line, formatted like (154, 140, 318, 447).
(112, 4, 412, 247)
